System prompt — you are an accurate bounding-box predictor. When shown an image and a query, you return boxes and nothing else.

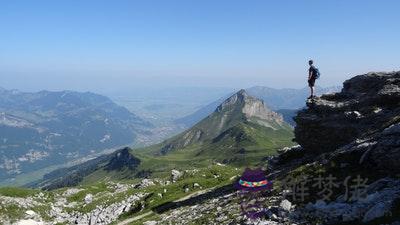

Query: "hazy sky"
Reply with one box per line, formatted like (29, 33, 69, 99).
(1, 0, 399, 92)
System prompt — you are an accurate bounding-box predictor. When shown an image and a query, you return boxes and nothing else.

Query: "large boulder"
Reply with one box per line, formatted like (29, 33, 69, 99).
(171, 169, 183, 182)
(294, 71, 400, 153)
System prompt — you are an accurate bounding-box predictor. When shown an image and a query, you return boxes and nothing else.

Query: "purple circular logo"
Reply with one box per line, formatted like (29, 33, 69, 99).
(235, 168, 273, 220)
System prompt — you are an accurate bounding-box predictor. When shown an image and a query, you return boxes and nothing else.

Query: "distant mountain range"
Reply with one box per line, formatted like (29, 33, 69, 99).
(1, 85, 340, 184)
(175, 85, 340, 127)
(35, 90, 294, 189)
(0, 88, 152, 181)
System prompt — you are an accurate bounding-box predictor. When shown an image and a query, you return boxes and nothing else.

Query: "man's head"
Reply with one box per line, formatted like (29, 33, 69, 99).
(308, 60, 313, 65)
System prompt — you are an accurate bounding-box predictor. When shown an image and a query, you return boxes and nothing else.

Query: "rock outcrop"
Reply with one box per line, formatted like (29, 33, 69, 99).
(279, 71, 400, 224)
(295, 71, 400, 153)
(171, 169, 183, 182)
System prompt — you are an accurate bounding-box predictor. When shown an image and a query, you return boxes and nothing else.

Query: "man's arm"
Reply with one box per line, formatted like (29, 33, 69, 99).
(308, 69, 312, 80)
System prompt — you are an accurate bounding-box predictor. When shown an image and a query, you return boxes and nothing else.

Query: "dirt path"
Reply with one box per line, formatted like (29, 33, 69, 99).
(117, 211, 153, 225)
(116, 188, 215, 225)
(174, 187, 214, 201)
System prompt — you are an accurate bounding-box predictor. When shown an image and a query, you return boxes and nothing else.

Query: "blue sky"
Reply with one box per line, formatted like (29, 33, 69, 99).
(0, 0, 399, 91)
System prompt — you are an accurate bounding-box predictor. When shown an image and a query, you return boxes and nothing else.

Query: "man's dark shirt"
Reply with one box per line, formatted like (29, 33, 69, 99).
(309, 65, 317, 80)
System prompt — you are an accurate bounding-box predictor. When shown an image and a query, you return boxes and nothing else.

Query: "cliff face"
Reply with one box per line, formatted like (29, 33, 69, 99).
(294, 71, 400, 153)
(214, 89, 284, 131)
(271, 71, 400, 224)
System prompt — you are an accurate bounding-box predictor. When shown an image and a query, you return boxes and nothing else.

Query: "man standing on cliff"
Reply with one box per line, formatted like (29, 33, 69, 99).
(308, 59, 319, 99)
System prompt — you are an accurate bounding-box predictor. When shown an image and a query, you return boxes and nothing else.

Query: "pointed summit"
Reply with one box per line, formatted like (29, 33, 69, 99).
(236, 89, 249, 98)
(159, 89, 289, 154)
(216, 89, 251, 112)
(215, 89, 283, 125)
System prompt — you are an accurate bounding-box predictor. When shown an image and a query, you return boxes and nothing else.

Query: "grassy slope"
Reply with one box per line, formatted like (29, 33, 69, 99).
(126, 121, 294, 179)
(0, 165, 241, 223)
(35, 118, 293, 189)
(77, 120, 293, 184)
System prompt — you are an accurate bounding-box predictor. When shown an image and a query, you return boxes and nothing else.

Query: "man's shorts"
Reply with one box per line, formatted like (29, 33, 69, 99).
(308, 78, 316, 87)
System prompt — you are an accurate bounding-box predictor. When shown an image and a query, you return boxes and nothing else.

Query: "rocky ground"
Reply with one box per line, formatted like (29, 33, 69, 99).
(0, 183, 148, 225)
(143, 191, 305, 225)
(0, 166, 240, 225)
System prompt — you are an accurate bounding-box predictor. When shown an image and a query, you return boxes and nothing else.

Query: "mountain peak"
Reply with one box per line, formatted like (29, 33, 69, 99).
(158, 89, 289, 155)
(215, 90, 283, 124)
(237, 89, 248, 96)
(216, 89, 255, 112)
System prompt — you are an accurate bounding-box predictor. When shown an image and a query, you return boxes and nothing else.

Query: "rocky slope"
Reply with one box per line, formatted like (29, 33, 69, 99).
(0, 166, 240, 225)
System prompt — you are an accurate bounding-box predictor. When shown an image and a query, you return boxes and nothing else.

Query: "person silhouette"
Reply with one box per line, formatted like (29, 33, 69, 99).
(308, 60, 318, 99)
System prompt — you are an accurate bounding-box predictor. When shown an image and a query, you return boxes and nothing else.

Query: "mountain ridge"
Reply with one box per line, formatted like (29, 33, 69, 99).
(0, 88, 152, 182)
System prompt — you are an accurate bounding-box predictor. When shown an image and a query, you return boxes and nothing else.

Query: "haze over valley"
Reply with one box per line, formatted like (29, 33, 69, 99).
(0, 84, 340, 186)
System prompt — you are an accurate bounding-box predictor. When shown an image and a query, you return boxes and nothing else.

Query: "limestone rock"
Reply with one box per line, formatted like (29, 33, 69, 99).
(280, 199, 293, 212)
(84, 194, 93, 204)
(294, 71, 400, 153)
(16, 219, 44, 225)
(171, 169, 183, 182)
